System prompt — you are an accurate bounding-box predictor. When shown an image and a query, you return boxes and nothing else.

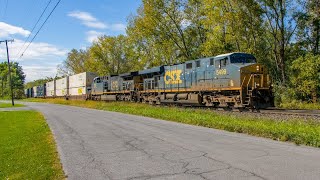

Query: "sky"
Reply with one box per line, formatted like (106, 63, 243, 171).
(0, 0, 141, 82)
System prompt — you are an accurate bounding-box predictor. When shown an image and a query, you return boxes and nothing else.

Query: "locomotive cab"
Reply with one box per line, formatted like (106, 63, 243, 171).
(210, 53, 273, 109)
(226, 53, 273, 108)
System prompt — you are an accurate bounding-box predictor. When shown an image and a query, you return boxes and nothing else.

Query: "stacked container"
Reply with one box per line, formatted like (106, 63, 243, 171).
(68, 72, 97, 96)
(24, 89, 28, 98)
(46, 80, 56, 97)
(56, 77, 69, 97)
(33, 86, 38, 97)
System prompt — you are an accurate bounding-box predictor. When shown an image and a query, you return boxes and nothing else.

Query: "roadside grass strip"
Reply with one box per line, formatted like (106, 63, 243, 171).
(0, 111, 64, 179)
(0, 102, 25, 108)
(26, 98, 320, 148)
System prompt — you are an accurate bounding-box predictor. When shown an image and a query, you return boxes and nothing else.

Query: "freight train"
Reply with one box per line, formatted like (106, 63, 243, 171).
(25, 52, 274, 110)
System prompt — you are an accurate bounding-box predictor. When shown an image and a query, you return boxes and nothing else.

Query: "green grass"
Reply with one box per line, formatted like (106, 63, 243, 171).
(280, 100, 320, 110)
(0, 111, 65, 179)
(25, 98, 320, 148)
(0, 102, 25, 108)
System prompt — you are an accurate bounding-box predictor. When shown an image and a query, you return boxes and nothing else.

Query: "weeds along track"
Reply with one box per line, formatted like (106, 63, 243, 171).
(160, 103, 320, 121)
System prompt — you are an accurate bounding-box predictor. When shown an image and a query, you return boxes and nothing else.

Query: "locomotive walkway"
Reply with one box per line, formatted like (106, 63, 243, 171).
(24, 102, 320, 180)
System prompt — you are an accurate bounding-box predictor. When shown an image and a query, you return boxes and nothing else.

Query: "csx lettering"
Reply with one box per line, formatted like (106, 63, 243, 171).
(165, 70, 182, 84)
(216, 69, 227, 75)
(112, 81, 118, 89)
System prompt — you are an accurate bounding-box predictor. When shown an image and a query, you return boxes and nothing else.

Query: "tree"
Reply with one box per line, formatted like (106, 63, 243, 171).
(57, 49, 90, 75)
(90, 35, 138, 75)
(296, 0, 320, 55)
(259, 0, 298, 84)
(127, 0, 207, 66)
(0, 62, 25, 99)
(290, 53, 320, 102)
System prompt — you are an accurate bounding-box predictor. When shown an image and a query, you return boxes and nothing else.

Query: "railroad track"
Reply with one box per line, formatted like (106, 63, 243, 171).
(259, 108, 320, 118)
(165, 104, 320, 119)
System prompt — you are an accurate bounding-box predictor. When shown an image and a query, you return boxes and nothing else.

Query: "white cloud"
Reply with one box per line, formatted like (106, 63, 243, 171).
(110, 23, 126, 32)
(0, 22, 31, 38)
(0, 38, 68, 82)
(68, 11, 107, 29)
(67, 11, 127, 33)
(68, 11, 97, 22)
(0, 39, 67, 61)
(83, 21, 107, 29)
(86, 30, 104, 43)
(0, 22, 68, 82)
(22, 65, 58, 82)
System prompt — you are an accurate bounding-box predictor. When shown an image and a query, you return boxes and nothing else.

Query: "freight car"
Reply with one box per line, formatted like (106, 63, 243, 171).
(68, 72, 97, 99)
(32, 86, 38, 98)
(46, 80, 56, 97)
(91, 52, 274, 109)
(55, 77, 69, 98)
(36, 84, 46, 98)
(27, 88, 34, 98)
(24, 89, 29, 98)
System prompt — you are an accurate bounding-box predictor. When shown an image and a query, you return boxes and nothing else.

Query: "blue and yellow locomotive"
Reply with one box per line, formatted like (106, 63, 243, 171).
(91, 52, 274, 109)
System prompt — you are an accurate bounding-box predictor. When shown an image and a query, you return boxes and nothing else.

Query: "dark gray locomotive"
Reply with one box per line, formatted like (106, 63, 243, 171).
(91, 52, 274, 109)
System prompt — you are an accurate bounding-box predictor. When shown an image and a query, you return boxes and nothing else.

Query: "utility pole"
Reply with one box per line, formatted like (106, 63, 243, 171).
(0, 39, 14, 106)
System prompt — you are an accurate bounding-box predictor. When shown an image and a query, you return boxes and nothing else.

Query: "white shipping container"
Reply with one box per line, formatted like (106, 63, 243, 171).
(68, 87, 89, 96)
(68, 72, 97, 95)
(46, 80, 56, 97)
(56, 77, 68, 96)
(56, 89, 68, 97)
(33, 86, 37, 97)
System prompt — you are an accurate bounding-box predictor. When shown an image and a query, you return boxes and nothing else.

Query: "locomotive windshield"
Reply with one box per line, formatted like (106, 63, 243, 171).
(230, 54, 256, 64)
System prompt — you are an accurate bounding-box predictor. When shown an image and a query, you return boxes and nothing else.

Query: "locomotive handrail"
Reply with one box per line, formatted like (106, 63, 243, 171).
(241, 76, 247, 87)
(246, 74, 253, 93)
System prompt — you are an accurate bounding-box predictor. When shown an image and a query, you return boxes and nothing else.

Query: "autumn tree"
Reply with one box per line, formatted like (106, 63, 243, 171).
(259, 0, 298, 84)
(290, 53, 320, 102)
(296, 0, 320, 55)
(89, 35, 141, 75)
(57, 49, 90, 75)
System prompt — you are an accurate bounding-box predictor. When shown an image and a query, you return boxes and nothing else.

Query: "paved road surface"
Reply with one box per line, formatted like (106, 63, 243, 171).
(24, 102, 320, 180)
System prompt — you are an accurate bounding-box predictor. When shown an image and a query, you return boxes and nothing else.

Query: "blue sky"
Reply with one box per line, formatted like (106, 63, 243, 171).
(0, 0, 141, 82)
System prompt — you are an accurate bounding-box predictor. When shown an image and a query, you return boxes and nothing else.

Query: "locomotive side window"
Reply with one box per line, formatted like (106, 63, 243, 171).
(210, 58, 214, 66)
(103, 82, 108, 90)
(230, 54, 256, 64)
(196, 60, 201, 67)
(215, 57, 228, 69)
(95, 77, 101, 83)
(186, 63, 192, 69)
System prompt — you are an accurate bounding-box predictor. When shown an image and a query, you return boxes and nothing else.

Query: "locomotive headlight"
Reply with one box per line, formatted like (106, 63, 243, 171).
(256, 65, 260, 71)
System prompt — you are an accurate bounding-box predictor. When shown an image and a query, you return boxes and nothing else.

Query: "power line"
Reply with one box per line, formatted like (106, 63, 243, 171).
(18, 0, 61, 60)
(15, 0, 53, 58)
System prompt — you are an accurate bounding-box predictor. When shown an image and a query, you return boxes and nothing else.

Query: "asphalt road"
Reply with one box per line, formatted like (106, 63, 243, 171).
(24, 102, 320, 180)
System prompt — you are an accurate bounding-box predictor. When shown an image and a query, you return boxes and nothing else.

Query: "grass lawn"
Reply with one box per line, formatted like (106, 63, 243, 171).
(25, 98, 320, 148)
(0, 102, 25, 108)
(0, 111, 65, 179)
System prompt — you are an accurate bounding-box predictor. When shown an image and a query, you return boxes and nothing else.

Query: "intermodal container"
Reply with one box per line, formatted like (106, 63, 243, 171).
(33, 86, 38, 97)
(46, 80, 56, 97)
(56, 77, 69, 97)
(68, 72, 97, 96)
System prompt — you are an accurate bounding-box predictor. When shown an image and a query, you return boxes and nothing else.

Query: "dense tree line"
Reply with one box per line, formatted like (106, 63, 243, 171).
(58, 0, 320, 104)
(0, 62, 25, 99)
(24, 76, 61, 89)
